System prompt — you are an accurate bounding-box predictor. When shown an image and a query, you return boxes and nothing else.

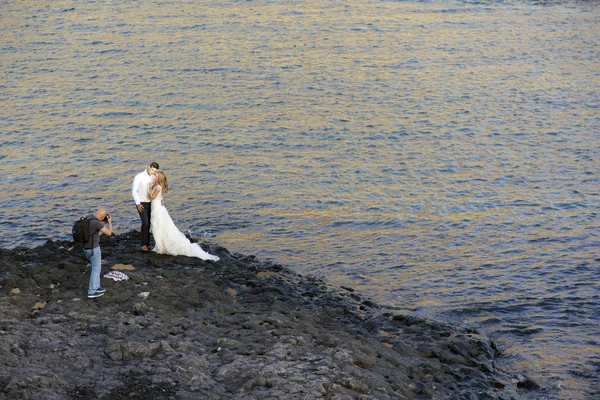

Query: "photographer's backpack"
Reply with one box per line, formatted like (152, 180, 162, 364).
(72, 216, 90, 244)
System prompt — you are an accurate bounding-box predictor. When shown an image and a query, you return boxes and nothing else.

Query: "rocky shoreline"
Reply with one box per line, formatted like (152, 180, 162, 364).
(0, 231, 542, 399)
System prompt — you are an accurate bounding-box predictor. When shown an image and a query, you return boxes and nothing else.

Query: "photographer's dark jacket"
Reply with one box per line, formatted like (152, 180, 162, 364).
(84, 215, 105, 249)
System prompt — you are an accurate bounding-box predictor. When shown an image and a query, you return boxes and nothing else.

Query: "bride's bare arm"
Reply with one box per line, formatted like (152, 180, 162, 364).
(150, 185, 161, 200)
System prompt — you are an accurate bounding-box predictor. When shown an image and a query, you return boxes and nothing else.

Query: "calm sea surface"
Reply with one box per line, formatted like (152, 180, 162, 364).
(1, 0, 599, 397)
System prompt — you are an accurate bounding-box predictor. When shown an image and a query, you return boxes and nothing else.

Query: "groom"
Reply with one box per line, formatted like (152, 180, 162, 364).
(132, 162, 159, 251)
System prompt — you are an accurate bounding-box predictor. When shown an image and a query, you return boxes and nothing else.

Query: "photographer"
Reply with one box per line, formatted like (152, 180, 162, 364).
(84, 208, 113, 298)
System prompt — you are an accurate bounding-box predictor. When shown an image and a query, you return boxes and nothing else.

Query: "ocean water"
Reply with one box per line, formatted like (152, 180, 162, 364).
(1, 0, 599, 397)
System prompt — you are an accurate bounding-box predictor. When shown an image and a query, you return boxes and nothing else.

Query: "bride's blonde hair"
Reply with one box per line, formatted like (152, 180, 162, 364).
(155, 171, 169, 194)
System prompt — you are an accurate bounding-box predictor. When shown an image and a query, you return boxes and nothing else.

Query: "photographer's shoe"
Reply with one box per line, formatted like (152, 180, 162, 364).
(88, 291, 105, 299)
(97, 287, 106, 293)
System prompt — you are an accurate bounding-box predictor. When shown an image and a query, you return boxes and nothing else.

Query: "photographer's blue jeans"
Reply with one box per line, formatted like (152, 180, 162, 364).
(83, 247, 102, 295)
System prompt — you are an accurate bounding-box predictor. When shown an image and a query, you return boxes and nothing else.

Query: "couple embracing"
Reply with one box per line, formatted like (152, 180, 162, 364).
(132, 162, 219, 261)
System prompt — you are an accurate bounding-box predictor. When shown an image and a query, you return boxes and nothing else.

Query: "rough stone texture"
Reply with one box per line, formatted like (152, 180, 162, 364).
(0, 231, 540, 399)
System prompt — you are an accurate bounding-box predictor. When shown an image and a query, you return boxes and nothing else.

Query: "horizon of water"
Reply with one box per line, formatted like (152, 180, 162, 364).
(1, 0, 600, 398)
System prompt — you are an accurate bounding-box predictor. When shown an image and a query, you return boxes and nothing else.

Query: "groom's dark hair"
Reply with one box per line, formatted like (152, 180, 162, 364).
(150, 162, 159, 169)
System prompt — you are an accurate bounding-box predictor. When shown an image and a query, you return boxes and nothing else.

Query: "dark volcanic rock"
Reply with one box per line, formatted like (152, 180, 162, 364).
(0, 231, 533, 399)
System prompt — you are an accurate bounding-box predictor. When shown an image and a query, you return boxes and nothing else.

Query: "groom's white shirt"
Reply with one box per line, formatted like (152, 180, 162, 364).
(132, 170, 155, 205)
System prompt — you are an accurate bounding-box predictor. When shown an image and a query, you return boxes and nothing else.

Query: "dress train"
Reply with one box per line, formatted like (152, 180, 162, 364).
(150, 186, 219, 261)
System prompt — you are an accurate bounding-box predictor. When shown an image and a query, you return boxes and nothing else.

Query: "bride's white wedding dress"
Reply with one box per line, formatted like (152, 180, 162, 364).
(150, 185, 220, 261)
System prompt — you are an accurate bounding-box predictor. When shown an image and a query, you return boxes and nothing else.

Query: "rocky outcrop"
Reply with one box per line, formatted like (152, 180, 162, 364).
(0, 231, 534, 399)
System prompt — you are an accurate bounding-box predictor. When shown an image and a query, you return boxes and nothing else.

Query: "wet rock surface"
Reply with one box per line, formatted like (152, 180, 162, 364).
(0, 232, 538, 399)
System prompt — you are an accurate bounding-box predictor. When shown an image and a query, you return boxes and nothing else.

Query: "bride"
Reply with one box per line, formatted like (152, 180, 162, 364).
(150, 171, 220, 261)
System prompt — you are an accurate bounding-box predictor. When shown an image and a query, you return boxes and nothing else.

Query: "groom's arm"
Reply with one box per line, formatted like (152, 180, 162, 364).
(132, 175, 145, 212)
(132, 175, 141, 205)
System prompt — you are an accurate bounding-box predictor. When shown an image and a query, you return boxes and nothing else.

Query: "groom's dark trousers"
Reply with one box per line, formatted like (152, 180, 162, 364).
(138, 202, 151, 246)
